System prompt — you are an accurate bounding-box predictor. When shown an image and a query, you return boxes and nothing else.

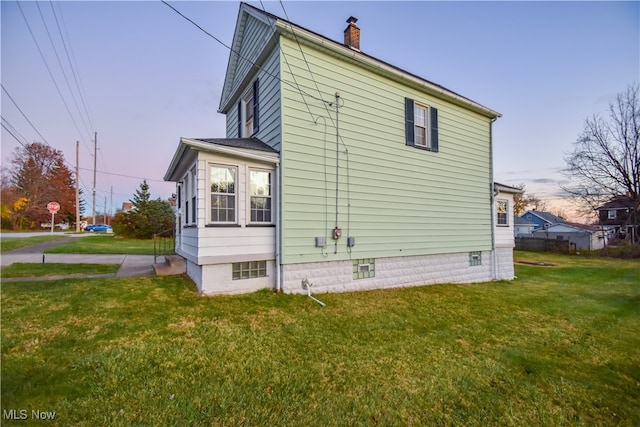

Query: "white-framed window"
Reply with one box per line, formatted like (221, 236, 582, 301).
(238, 80, 259, 138)
(183, 174, 190, 224)
(184, 168, 197, 225)
(243, 91, 254, 137)
(190, 167, 197, 224)
(496, 200, 508, 226)
(210, 165, 237, 223)
(414, 103, 428, 147)
(608, 210, 616, 219)
(249, 169, 272, 223)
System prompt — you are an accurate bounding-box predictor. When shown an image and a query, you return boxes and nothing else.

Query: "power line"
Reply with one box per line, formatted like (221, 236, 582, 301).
(1, 122, 29, 150)
(49, 0, 96, 132)
(160, 0, 328, 106)
(277, 0, 336, 120)
(16, 1, 91, 152)
(34, 1, 93, 141)
(2, 84, 52, 147)
(78, 167, 166, 183)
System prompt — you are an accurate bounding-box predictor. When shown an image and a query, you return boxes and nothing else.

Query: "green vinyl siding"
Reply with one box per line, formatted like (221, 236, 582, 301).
(278, 36, 492, 264)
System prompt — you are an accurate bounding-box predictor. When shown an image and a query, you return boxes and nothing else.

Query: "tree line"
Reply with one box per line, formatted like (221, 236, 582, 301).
(1, 142, 174, 238)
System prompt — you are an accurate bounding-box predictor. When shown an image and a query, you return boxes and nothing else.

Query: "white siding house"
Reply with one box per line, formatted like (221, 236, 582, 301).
(531, 223, 608, 251)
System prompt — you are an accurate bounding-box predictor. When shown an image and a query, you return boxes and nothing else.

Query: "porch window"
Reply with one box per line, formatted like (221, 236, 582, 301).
(249, 170, 272, 223)
(184, 168, 197, 226)
(210, 165, 236, 223)
(496, 200, 508, 226)
(190, 167, 197, 224)
(608, 210, 616, 219)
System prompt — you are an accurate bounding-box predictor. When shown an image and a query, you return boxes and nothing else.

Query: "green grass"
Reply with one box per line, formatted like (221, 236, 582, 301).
(1, 253, 638, 426)
(44, 235, 155, 255)
(0, 263, 120, 278)
(0, 235, 66, 253)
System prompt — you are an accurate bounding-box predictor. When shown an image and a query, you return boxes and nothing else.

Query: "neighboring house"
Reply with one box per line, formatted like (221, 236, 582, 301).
(514, 215, 536, 237)
(531, 223, 608, 251)
(596, 195, 639, 241)
(164, 3, 515, 295)
(520, 210, 565, 231)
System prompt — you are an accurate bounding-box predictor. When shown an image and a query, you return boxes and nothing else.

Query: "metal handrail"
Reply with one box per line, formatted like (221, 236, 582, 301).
(153, 227, 176, 263)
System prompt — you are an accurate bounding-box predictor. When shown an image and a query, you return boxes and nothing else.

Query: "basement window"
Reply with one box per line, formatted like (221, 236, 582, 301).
(469, 251, 482, 267)
(353, 258, 375, 280)
(232, 261, 267, 280)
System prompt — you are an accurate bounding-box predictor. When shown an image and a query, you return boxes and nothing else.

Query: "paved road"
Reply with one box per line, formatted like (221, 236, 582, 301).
(1, 233, 160, 277)
(1, 231, 89, 238)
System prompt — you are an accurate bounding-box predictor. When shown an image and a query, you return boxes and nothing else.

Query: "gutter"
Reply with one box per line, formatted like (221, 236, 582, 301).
(490, 117, 498, 281)
(274, 20, 501, 120)
(275, 162, 282, 292)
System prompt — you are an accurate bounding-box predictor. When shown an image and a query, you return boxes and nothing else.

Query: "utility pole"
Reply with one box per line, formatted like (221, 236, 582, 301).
(110, 186, 113, 225)
(75, 141, 80, 232)
(103, 195, 107, 224)
(92, 131, 97, 225)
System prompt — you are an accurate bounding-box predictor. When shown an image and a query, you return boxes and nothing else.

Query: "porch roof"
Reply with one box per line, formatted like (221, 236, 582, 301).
(163, 137, 280, 182)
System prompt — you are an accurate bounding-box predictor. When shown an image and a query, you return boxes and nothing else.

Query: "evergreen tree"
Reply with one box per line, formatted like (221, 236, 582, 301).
(112, 180, 175, 238)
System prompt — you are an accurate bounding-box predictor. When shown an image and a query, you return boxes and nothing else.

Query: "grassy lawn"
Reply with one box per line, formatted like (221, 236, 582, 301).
(44, 235, 156, 255)
(0, 235, 66, 253)
(1, 263, 120, 278)
(1, 253, 638, 426)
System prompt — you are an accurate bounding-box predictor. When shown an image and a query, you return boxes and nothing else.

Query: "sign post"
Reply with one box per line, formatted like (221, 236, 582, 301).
(47, 202, 60, 233)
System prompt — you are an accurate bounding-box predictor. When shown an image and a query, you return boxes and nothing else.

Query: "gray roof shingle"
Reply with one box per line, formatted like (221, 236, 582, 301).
(193, 138, 279, 153)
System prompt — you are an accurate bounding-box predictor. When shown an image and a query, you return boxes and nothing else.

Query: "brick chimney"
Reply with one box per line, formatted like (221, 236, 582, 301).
(343, 16, 360, 51)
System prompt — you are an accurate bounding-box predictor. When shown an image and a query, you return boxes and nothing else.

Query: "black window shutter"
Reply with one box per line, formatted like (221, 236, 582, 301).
(430, 107, 439, 152)
(405, 98, 414, 146)
(237, 101, 242, 138)
(253, 79, 260, 134)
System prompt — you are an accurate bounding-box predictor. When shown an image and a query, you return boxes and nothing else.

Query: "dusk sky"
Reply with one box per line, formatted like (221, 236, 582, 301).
(2, 1, 638, 220)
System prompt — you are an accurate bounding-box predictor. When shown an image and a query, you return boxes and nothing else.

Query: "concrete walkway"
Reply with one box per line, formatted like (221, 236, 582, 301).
(1, 235, 163, 278)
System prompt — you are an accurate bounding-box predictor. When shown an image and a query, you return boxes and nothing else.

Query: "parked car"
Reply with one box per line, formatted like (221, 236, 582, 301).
(85, 224, 112, 233)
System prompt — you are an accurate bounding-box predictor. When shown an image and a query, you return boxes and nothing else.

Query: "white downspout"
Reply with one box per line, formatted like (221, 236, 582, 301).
(275, 161, 282, 292)
(490, 117, 498, 280)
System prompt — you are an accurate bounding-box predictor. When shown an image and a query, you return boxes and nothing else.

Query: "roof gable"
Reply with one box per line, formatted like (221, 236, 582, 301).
(219, 3, 277, 112)
(220, 2, 500, 119)
(522, 210, 566, 225)
(596, 195, 637, 210)
(514, 216, 536, 226)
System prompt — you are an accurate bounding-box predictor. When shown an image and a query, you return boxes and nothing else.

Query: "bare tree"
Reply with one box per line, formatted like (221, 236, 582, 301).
(563, 84, 639, 239)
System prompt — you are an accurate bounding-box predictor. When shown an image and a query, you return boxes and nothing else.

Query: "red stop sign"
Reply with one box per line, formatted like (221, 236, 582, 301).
(47, 202, 60, 214)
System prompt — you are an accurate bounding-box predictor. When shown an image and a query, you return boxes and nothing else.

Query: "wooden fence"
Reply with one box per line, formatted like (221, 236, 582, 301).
(515, 237, 572, 253)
